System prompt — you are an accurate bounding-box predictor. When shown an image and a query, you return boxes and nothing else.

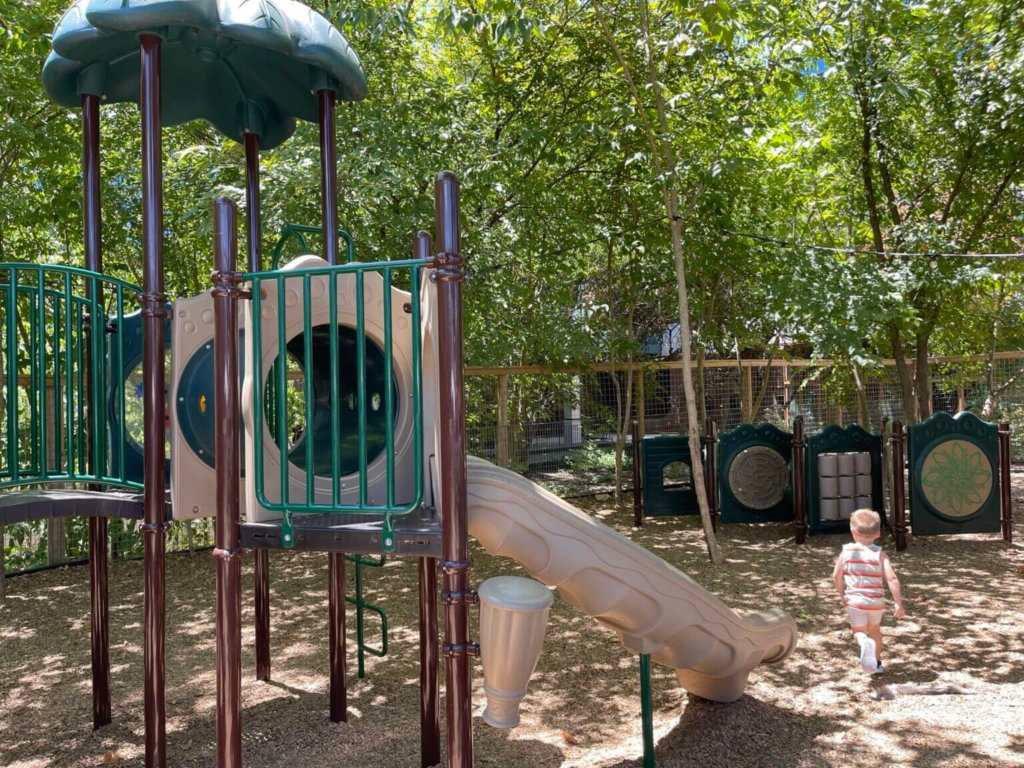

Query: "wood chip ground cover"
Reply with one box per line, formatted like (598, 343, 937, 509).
(1, 475, 1022, 767)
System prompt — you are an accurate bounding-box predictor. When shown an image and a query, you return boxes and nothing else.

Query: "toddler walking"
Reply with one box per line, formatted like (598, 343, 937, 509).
(832, 509, 905, 675)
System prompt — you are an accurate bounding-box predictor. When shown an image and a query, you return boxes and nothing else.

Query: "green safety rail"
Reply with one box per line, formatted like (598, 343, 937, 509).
(0, 263, 142, 490)
(271, 223, 355, 270)
(246, 257, 425, 552)
(345, 553, 388, 679)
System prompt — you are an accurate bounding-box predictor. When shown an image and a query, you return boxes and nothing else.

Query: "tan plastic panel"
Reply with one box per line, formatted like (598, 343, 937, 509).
(466, 457, 798, 703)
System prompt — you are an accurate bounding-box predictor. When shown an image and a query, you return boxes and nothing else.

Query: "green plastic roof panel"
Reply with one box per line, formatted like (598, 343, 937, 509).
(43, 0, 368, 150)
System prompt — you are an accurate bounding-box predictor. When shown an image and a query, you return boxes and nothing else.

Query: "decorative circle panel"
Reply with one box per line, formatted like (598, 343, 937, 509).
(919, 439, 993, 518)
(728, 446, 788, 510)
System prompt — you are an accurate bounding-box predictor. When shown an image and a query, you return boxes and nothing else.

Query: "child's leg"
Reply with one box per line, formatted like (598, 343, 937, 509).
(866, 624, 883, 660)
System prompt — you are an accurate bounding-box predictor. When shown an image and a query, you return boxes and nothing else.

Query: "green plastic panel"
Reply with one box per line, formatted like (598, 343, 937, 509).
(907, 411, 1000, 536)
(804, 424, 882, 535)
(640, 434, 701, 517)
(718, 423, 792, 524)
(44, 0, 367, 150)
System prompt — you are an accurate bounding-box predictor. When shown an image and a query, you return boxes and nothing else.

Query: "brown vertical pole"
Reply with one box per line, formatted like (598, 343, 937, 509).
(139, 35, 167, 768)
(792, 417, 806, 544)
(244, 132, 272, 684)
(999, 420, 1012, 543)
(419, 557, 440, 767)
(632, 420, 643, 527)
(892, 421, 907, 552)
(318, 86, 348, 725)
(636, 370, 646, 437)
(212, 197, 243, 768)
(435, 171, 475, 768)
(703, 418, 716, 532)
(82, 91, 111, 730)
(879, 416, 890, 530)
(328, 551, 347, 722)
(319, 89, 340, 266)
(414, 229, 441, 767)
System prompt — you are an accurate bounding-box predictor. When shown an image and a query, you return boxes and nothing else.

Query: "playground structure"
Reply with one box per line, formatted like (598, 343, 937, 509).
(0, 2, 802, 768)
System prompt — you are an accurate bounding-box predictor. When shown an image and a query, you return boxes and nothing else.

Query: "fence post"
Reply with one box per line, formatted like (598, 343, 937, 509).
(632, 420, 643, 527)
(891, 421, 907, 552)
(792, 417, 806, 545)
(212, 196, 243, 768)
(999, 420, 1012, 544)
(637, 369, 646, 437)
(497, 374, 509, 468)
(879, 417, 891, 530)
(435, 171, 476, 768)
(703, 418, 716, 532)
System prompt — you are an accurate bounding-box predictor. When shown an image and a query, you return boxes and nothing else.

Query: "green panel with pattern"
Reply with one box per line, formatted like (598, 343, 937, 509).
(907, 411, 1000, 536)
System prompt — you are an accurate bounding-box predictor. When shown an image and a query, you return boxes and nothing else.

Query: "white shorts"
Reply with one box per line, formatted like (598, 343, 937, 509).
(848, 607, 883, 627)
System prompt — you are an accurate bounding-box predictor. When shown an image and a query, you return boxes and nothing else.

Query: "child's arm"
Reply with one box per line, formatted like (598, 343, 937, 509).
(832, 555, 844, 603)
(882, 554, 905, 618)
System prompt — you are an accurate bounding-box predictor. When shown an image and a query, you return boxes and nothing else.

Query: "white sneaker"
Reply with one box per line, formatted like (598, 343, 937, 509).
(859, 638, 878, 673)
(872, 663, 885, 676)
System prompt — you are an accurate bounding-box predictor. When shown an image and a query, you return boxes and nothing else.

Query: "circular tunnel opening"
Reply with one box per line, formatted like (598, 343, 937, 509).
(268, 323, 399, 478)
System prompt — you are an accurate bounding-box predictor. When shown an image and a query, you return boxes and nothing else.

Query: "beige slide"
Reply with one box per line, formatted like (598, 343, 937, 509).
(466, 457, 798, 702)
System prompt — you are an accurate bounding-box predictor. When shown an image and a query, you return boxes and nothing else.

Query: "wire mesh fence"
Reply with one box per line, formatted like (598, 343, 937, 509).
(4, 352, 1023, 577)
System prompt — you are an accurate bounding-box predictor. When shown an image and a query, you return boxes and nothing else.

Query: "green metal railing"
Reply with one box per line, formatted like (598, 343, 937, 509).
(271, 223, 355, 270)
(345, 553, 388, 678)
(0, 263, 142, 491)
(246, 257, 425, 552)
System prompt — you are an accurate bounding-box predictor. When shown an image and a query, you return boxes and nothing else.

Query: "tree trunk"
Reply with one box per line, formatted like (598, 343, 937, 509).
(851, 362, 870, 427)
(915, 331, 931, 420)
(890, 326, 918, 424)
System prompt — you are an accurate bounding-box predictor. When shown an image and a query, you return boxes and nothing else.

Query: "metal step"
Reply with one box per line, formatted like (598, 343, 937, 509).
(241, 506, 441, 557)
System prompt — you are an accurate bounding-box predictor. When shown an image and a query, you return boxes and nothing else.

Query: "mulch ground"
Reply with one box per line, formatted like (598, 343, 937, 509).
(2, 474, 1023, 768)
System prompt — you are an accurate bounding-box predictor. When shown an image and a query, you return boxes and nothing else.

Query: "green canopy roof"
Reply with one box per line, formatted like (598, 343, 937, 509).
(43, 0, 368, 150)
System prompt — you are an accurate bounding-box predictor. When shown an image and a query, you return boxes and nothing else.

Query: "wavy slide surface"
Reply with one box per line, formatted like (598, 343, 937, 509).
(466, 457, 798, 702)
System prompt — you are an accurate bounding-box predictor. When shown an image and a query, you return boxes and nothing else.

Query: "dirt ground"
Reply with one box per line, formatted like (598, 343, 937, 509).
(2, 475, 1023, 768)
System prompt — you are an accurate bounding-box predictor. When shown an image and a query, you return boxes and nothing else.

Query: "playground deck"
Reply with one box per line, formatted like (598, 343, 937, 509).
(1, 476, 1022, 768)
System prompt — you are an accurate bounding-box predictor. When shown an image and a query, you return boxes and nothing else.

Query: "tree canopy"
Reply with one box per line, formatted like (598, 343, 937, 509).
(1, 0, 1022, 426)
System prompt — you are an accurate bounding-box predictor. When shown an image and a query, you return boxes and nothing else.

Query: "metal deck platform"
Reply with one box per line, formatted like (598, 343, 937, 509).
(240, 506, 442, 557)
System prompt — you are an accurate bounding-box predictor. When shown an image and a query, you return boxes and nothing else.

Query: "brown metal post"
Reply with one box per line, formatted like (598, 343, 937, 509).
(414, 229, 441, 766)
(435, 171, 475, 768)
(328, 551, 347, 722)
(212, 197, 244, 768)
(82, 91, 112, 730)
(892, 421, 907, 551)
(703, 418, 716, 532)
(999, 420, 1012, 543)
(318, 85, 348, 724)
(632, 420, 643, 527)
(318, 89, 340, 266)
(244, 132, 272, 683)
(419, 557, 440, 767)
(792, 417, 806, 544)
(139, 35, 167, 768)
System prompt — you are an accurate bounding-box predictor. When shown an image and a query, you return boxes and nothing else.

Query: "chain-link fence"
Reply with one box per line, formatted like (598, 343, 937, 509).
(465, 352, 1024, 496)
(4, 352, 1023, 578)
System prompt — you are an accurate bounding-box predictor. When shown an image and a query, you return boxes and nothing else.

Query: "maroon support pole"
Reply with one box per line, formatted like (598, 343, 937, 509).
(879, 416, 890, 530)
(82, 91, 112, 730)
(632, 420, 643, 527)
(435, 171, 475, 768)
(703, 418, 717, 533)
(328, 551, 347, 723)
(415, 230, 441, 768)
(792, 417, 806, 545)
(419, 557, 440, 767)
(999, 420, 1012, 543)
(139, 35, 167, 768)
(245, 132, 272, 684)
(317, 86, 348, 725)
(212, 197, 244, 768)
(892, 421, 907, 552)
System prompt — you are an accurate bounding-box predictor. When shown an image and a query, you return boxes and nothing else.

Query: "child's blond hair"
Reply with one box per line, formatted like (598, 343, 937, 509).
(850, 509, 881, 537)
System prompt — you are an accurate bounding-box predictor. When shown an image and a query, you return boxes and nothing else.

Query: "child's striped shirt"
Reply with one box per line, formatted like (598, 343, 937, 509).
(841, 542, 885, 610)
